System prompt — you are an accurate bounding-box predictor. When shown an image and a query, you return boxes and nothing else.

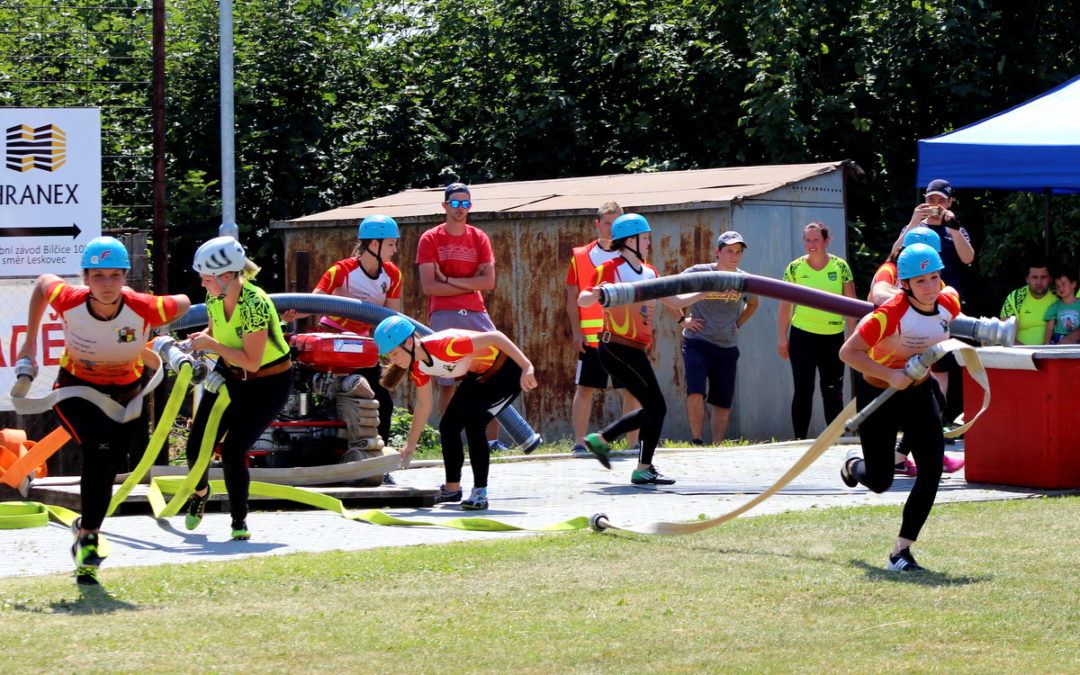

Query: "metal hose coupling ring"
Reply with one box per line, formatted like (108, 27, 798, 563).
(948, 315, 1017, 347)
(152, 336, 210, 384)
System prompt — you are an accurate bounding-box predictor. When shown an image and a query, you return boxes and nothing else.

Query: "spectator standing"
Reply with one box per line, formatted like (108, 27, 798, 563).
(777, 222, 856, 439)
(1000, 263, 1054, 345)
(415, 183, 507, 451)
(903, 179, 974, 299)
(677, 231, 759, 444)
(564, 201, 639, 454)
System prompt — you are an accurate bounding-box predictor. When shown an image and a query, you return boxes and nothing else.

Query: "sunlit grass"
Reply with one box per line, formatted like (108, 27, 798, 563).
(3, 497, 1079, 672)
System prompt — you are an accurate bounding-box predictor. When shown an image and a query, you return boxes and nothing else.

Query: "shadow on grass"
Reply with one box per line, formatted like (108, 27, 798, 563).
(849, 558, 990, 587)
(10, 586, 140, 615)
(84, 520, 288, 558)
(597, 534, 990, 587)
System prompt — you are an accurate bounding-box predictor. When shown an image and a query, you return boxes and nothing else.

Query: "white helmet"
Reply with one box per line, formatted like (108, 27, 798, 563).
(193, 236, 247, 275)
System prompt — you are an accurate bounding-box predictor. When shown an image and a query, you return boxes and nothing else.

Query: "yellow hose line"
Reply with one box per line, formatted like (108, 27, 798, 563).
(147, 386, 231, 518)
(107, 364, 193, 516)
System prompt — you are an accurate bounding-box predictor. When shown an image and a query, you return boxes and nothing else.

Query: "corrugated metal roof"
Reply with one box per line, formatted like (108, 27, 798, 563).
(277, 161, 849, 226)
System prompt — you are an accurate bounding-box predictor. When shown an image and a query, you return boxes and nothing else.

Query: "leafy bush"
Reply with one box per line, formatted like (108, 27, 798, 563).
(387, 406, 441, 459)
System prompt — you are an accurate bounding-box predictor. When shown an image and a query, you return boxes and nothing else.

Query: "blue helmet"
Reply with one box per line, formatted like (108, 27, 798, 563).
(902, 226, 941, 252)
(358, 214, 399, 240)
(82, 236, 131, 269)
(374, 316, 416, 354)
(897, 243, 944, 280)
(611, 213, 650, 240)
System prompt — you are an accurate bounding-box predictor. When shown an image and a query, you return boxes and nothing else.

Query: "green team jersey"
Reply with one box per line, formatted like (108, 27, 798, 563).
(1000, 286, 1057, 346)
(782, 254, 853, 335)
(206, 281, 290, 367)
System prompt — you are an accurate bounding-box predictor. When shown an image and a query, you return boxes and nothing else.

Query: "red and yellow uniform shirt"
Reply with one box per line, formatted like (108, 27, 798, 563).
(46, 280, 181, 385)
(856, 287, 961, 371)
(589, 258, 659, 348)
(871, 261, 899, 289)
(409, 329, 500, 387)
(314, 257, 402, 336)
(565, 240, 621, 347)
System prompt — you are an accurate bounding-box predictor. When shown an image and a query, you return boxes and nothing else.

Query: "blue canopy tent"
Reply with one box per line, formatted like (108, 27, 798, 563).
(916, 74, 1080, 254)
(917, 74, 1080, 192)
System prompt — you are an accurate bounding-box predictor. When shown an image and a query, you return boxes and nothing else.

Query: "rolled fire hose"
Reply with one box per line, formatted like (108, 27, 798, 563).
(168, 293, 542, 453)
(594, 270, 1017, 347)
(9, 356, 166, 424)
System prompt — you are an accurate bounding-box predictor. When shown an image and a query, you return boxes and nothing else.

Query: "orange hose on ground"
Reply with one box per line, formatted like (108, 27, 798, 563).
(0, 427, 69, 487)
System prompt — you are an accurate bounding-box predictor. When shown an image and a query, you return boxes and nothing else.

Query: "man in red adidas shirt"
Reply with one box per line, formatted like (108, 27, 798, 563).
(416, 183, 504, 448)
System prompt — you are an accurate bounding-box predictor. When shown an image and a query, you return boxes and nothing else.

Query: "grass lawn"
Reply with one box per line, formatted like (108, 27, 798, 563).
(2, 497, 1079, 673)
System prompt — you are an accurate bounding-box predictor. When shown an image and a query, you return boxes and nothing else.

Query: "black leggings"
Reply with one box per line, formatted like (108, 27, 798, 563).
(597, 341, 666, 466)
(187, 368, 292, 522)
(358, 365, 393, 442)
(850, 374, 944, 542)
(440, 361, 522, 488)
(788, 326, 845, 439)
(53, 371, 143, 531)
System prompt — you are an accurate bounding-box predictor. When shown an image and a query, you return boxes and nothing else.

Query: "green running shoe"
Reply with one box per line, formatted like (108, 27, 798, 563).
(184, 486, 213, 531)
(75, 565, 100, 586)
(583, 433, 611, 469)
(630, 465, 676, 485)
(231, 520, 251, 541)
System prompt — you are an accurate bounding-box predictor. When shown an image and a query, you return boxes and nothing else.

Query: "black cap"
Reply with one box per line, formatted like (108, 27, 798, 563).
(925, 179, 952, 199)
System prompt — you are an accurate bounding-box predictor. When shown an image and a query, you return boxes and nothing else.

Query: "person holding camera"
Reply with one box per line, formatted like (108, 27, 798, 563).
(901, 179, 974, 299)
(896, 179, 974, 429)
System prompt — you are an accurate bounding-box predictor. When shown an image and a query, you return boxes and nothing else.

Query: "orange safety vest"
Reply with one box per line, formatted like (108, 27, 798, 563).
(573, 243, 606, 347)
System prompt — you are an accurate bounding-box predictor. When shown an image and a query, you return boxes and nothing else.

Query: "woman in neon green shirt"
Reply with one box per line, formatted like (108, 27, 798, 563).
(181, 236, 293, 541)
(777, 222, 856, 439)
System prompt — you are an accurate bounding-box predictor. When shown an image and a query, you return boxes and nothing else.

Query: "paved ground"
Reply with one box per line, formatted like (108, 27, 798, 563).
(3, 439, 1069, 580)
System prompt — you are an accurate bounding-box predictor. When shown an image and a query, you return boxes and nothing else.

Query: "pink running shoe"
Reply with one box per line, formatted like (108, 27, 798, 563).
(893, 459, 918, 477)
(942, 454, 966, 473)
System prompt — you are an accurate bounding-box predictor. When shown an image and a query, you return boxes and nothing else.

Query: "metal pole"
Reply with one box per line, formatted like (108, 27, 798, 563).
(1044, 189, 1052, 258)
(151, 0, 168, 293)
(219, 0, 238, 240)
(151, 0, 171, 466)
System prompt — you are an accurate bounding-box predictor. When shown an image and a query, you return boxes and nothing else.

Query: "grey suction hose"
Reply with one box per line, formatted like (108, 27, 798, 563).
(597, 271, 1016, 346)
(166, 293, 543, 452)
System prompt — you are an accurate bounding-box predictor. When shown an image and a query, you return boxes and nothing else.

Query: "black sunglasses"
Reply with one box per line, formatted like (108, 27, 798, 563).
(447, 199, 472, 208)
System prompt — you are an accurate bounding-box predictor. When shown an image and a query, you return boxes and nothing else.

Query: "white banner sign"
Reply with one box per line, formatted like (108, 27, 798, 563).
(0, 108, 102, 277)
(0, 278, 76, 412)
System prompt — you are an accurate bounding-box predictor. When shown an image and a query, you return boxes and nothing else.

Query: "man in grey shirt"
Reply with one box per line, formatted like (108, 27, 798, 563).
(677, 231, 759, 444)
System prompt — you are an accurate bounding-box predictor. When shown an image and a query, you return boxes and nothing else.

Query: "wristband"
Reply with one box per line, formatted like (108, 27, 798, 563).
(677, 316, 689, 324)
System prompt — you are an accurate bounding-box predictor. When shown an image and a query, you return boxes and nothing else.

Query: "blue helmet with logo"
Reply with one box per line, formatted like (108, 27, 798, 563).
(897, 243, 944, 280)
(374, 316, 416, 354)
(902, 226, 941, 252)
(81, 236, 131, 270)
(611, 213, 650, 240)
(358, 214, 399, 240)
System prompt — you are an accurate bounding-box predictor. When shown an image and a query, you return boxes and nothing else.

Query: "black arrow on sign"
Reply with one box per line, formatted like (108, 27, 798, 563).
(0, 223, 82, 239)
